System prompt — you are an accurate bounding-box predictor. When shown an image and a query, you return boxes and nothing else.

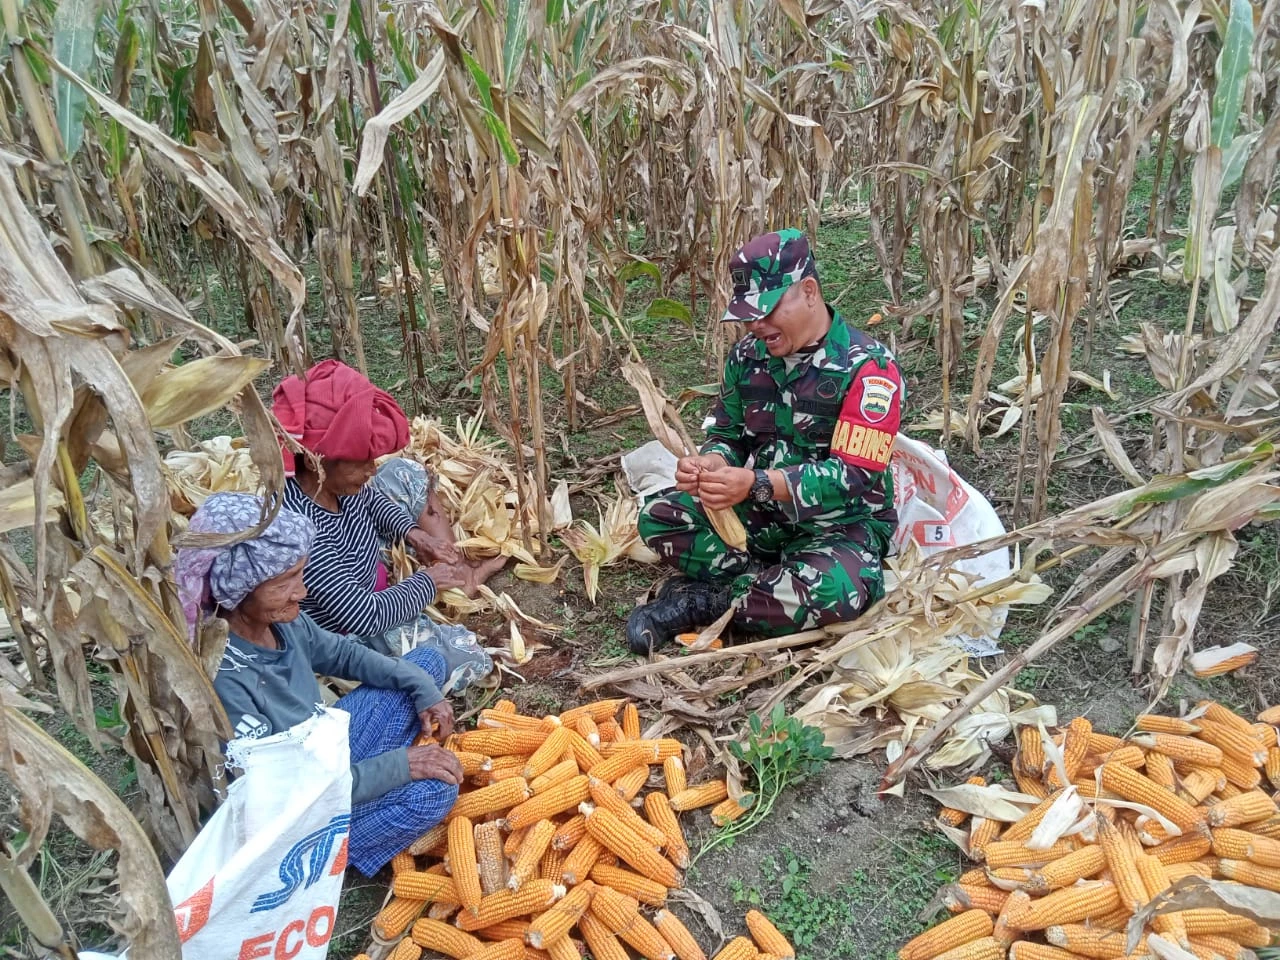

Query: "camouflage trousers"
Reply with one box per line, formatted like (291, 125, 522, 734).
(637, 491, 889, 637)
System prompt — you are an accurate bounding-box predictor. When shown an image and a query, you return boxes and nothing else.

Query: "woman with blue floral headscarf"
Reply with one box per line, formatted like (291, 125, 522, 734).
(175, 492, 463, 876)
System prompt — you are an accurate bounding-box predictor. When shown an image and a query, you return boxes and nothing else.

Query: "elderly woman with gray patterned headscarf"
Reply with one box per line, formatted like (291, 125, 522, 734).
(175, 492, 463, 877)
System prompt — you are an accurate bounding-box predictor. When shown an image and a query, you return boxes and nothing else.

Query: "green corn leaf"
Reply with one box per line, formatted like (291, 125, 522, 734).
(618, 259, 662, 286)
(52, 0, 105, 159)
(503, 0, 529, 89)
(645, 297, 693, 326)
(1210, 0, 1254, 150)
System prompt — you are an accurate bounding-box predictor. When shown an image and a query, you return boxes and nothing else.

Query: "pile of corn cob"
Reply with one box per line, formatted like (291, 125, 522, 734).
(356, 697, 796, 960)
(902, 701, 1280, 960)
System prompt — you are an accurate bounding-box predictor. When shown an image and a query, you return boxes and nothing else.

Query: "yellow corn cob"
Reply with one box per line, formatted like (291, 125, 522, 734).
(576, 715, 601, 748)
(1085, 745, 1146, 771)
(603, 739, 684, 762)
(505, 825, 530, 859)
(563, 728, 605, 772)
(583, 803, 679, 887)
(354, 955, 372, 960)
(588, 747, 651, 784)
(983, 867, 1032, 891)
(614, 766, 650, 804)
(1096, 814, 1146, 914)
(470, 940, 525, 960)
(967, 818, 1003, 862)
(1179, 768, 1226, 804)
(1208, 790, 1277, 827)
(505, 776, 591, 831)
(1200, 701, 1255, 734)
(599, 720, 623, 743)
(456, 880, 564, 932)
(1018, 725, 1046, 775)
(392, 871, 460, 903)
(1007, 945, 1079, 960)
(622, 915, 676, 959)
(982, 838, 1073, 869)
(1088, 906, 1132, 931)
(1178, 909, 1259, 936)
(1211, 826, 1280, 866)
(1137, 815, 1173, 846)
(1001, 790, 1064, 844)
(526, 879, 596, 949)
(531, 759, 580, 796)
(1265, 748, 1280, 791)
(1253, 723, 1278, 748)
(410, 918, 484, 958)
(578, 910, 629, 960)
(1146, 750, 1177, 789)
(485, 755, 530, 785)
(508, 819, 557, 890)
(1189, 934, 1255, 960)
(1006, 881, 1120, 931)
(477, 920, 531, 942)
(409, 822, 449, 857)
(524, 728, 573, 782)
(453, 751, 494, 776)
(1232, 922, 1273, 948)
(652, 909, 708, 960)
(392, 851, 417, 875)
(373, 896, 427, 939)
(1166, 861, 1213, 882)
(711, 795, 753, 826)
(938, 776, 987, 827)
(745, 910, 794, 958)
(1216, 858, 1280, 890)
(1137, 714, 1201, 736)
(644, 792, 690, 869)
(710, 937, 757, 960)
(588, 883, 642, 930)
(493, 699, 518, 714)
(479, 709, 549, 731)
(591, 863, 668, 906)
(540, 847, 567, 884)
(1033, 845, 1108, 893)
(457, 729, 549, 756)
(1219, 752, 1264, 790)
(670, 781, 729, 812)
(1047, 717, 1092, 788)
(1152, 825, 1213, 865)
(559, 699, 626, 726)
(992, 891, 1028, 946)
(1013, 768, 1049, 799)
(899, 910, 994, 960)
(1260, 705, 1280, 724)
(452, 778, 533, 822)
(561, 834, 605, 885)
(449, 816, 484, 914)
(621, 703, 641, 740)
(1198, 719, 1267, 766)
(475, 821, 507, 895)
(1045, 923, 1144, 958)
(1100, 763, 1206, 831)
(388, 940, 423, 960)
(552, 814, 587, 851)
(663, 756, 687, 797)
(589, 777, 669, 847)
(1135, 732, 1225, 767)
(542, 938, 577, 960)
(958, 868, 990, 887)
(930, 938, 1006, 960)
(941, 885, 1009, 915)
(1135, 853, 1188, 946)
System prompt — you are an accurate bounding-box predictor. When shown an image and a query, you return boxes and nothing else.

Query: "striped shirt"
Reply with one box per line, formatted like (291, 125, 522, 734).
(283, 478, 436, 638)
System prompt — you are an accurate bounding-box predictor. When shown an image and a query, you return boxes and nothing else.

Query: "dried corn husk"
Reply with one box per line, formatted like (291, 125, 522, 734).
(163, 436, 260, 513)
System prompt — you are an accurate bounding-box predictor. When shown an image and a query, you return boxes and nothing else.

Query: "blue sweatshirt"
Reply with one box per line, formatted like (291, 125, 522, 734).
(213, 613, 442, 804)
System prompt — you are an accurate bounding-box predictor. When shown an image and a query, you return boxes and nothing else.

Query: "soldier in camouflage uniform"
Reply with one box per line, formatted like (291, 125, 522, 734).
(627, 229, 905, 653)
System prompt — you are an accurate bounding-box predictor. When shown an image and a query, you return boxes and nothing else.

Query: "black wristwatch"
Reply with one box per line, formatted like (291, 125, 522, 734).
(749, 469, 773, 504)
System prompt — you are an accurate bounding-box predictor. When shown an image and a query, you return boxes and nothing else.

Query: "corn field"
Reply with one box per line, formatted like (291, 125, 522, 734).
(0, 0, 1277, 953)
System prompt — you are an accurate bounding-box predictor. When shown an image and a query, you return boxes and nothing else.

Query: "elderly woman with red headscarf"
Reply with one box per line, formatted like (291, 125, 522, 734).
(272, 360, 504, 687)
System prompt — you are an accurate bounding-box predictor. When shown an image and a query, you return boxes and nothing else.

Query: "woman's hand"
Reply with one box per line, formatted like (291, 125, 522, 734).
(406, 527, 461, 565)
(422, 562, 469, 592)
(406, 743, 463, 784)
(419, 701, 455, 741)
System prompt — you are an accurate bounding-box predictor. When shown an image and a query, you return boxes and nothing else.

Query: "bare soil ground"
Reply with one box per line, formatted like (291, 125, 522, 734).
(5, 188, 1280, 958)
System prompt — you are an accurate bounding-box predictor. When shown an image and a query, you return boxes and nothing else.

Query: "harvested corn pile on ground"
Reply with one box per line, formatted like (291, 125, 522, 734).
(904, 700, 1280, 960)
(366, 698, 795, 960)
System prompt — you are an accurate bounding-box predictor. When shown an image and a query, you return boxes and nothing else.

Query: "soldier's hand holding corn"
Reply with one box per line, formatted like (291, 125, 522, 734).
(674, 453, 727, 493)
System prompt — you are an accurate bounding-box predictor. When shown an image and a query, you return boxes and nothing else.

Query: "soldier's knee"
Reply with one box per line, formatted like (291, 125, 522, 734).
(637, 491, 698, 538)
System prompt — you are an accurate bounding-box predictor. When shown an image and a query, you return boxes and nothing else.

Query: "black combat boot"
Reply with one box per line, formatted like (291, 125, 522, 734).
(625, 581, 733, 655)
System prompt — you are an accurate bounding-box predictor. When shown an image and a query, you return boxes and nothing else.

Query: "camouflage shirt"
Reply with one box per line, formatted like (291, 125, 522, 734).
(701, 308, 905, 543)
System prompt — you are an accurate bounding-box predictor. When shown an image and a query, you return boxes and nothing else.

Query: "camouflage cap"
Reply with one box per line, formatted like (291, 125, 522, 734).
(721, 228, 818, 323)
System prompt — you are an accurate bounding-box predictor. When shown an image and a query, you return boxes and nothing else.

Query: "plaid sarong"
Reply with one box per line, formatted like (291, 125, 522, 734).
(337, 645, 458, 876)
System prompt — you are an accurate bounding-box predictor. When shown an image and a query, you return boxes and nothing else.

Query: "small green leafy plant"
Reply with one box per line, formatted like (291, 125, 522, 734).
(696, 704, 832, 860)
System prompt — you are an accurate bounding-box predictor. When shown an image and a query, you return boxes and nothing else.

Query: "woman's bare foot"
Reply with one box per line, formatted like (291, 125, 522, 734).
(459, 555, 508, 596)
